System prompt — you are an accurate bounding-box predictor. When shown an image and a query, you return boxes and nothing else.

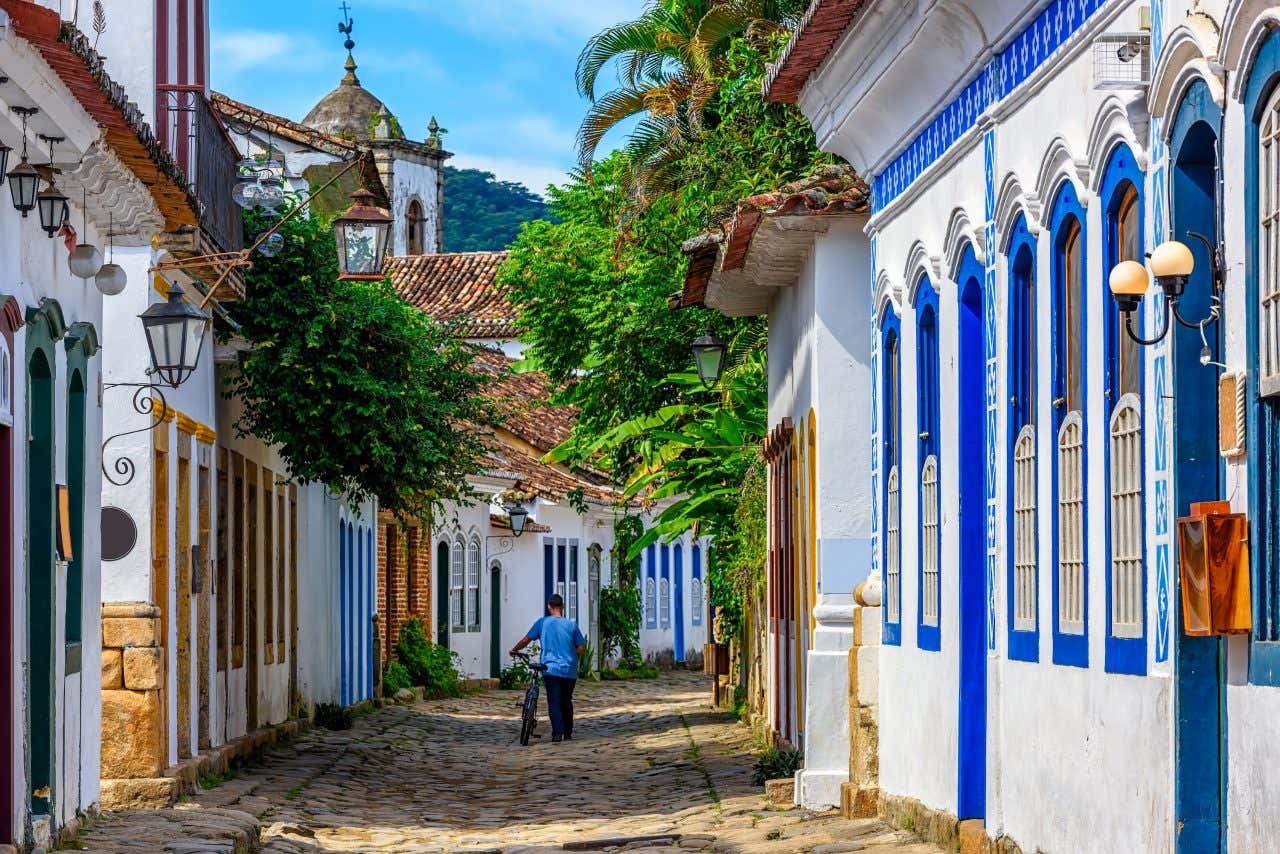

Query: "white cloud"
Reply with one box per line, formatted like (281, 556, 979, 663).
(213, 30, 325, 75)
(449, 153, 571, 198)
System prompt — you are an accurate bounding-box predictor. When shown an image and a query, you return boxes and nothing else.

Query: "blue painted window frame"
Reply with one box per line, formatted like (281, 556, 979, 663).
(1005, 214, 1040, 662)
(1100, 143, 1148, 676)
(880, 306, 903, 646)
(916, 277, 942, 652)
(1049, 179, 1089, 668)
(542, 537, 554, 606)
(1243, 29, 1280, 686)
(339, 521, 348, 706)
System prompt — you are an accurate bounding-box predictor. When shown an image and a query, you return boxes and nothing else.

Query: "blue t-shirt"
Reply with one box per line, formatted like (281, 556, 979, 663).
(527, 616, 586, 679)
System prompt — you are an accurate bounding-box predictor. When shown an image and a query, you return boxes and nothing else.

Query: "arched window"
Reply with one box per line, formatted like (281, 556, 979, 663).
(691, 544, 703, 626)
(450, 537, 465, 632)
(1006, 215, 1039, 661)
(567, 541, 579, 623)
(880, 307, 902, 645)
(406, 199, 425, 255)
(1248, 33, 1280, 675)
(659, 544, 671, 628)
(1101, 144, 1146, 674)
(466, 537, 481, 631)
(645, 543, 657, 629)
(916, 278, 941, 651)
(1051, 180, 1088, 666)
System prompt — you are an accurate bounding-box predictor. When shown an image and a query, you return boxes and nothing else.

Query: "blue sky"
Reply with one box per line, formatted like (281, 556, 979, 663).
(210, 0, 646, 197)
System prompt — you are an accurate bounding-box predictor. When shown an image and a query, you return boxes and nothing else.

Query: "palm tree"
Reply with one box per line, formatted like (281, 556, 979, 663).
(574, 0, 805, 173)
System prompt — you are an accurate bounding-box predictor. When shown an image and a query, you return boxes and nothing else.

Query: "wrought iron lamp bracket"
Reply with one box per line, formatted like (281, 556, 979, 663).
(486, 535, 515, 559)
(100, 382, 170, 486)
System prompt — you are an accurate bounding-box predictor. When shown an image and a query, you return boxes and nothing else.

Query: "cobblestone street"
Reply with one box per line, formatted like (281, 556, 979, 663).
(76, 673, 939, 853)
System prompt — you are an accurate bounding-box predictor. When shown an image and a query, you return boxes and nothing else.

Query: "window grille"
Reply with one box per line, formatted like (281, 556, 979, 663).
(886, 466, 901, 623)
(450, 538, 465, 631)
(466, 539, 481, 630)
(691, 578, 702, 622)
(645, 578, 656, 627)
(659, 578, 671, 627)
(567, 544, 579, 623)
(921, 456, 940, 627)
(1091, 33, 1151, 90)
(1110, 398, 1143, 638)
(1261, 85, 1280, 396)
(1014, 426, 1038, 631)
(1058, 414, 1086, 635)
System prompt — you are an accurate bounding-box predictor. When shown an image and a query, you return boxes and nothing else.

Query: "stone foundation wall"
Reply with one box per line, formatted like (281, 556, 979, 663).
(877, 791, 1025, 854)
(841, 603, 880, 818)
(101, 602, 165, 779)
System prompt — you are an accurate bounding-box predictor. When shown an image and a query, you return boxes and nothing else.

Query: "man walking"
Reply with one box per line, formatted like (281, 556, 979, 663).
(511, 594, 586, 743)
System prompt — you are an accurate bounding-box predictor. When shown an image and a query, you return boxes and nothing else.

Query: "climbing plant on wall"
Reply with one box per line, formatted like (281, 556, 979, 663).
(225, 205, 497, 521)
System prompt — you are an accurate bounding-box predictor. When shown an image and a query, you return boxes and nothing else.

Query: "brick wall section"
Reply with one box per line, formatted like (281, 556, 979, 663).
(376, 513, 433, 661)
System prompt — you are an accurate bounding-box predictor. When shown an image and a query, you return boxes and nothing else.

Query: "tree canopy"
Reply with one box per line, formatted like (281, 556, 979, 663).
(226, 205, 496, 520)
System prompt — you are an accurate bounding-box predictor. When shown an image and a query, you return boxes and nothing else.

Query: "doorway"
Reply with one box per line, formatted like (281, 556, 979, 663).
(588, 547, 601, 669)
(1169, 78, 1225, 854)
(956, 261, 988, 821)
(436, 541, 450, 647)
(489, 564, 502, 677)
(26, 342, 55, 817)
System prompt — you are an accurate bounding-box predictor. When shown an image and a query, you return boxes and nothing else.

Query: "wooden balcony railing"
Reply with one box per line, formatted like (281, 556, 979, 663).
(157, 85, 243, 255)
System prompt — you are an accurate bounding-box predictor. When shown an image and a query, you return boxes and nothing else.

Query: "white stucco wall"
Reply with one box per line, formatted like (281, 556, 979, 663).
(812, 2, 1174, 849)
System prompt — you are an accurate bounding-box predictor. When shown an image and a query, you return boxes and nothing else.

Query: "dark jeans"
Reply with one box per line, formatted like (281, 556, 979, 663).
(543, 674, 577, 737)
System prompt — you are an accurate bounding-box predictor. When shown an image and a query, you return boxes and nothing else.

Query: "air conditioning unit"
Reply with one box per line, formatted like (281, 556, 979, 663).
(1093, 33, 1152, 90)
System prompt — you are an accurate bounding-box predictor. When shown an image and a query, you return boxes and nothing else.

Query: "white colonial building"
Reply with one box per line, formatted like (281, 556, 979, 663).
(693, 0, 1280, 850)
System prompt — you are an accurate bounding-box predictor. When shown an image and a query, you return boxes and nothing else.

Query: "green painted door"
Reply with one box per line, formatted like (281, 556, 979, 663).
(435, 541, 449, 647)
(489, 565, 501, 677)
(26, 346, 55, 816)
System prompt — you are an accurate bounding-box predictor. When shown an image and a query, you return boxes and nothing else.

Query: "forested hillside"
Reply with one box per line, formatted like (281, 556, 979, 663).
(443, 166, 549, 252)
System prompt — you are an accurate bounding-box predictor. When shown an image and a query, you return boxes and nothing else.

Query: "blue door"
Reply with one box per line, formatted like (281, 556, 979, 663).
(957, 257, 988, 820)
(674, 544, 685, 661)
(1169, 79, 1225, 854)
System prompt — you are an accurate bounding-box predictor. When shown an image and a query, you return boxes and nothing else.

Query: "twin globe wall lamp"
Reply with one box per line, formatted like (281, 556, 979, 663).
(1108, 233, 1222, 348)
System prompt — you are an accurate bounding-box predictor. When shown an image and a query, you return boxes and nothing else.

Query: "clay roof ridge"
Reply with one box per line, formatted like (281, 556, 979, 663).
(764, 0, 872, 104)
(211, 91, 360, 155)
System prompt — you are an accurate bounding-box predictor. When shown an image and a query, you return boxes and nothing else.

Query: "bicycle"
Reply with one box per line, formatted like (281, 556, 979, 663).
(512, 652, 548, 746)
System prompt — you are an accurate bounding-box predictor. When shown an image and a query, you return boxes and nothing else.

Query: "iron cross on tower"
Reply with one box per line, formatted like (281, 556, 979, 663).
(338, 2, 355, 53)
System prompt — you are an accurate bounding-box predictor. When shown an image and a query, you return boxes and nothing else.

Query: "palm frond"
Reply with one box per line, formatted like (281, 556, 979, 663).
(576, 16, 665, 101)
(576, 87, 652, 167)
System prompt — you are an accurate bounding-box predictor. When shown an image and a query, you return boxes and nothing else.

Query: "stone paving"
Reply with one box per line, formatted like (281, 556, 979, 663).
(74, 672, 941, 854)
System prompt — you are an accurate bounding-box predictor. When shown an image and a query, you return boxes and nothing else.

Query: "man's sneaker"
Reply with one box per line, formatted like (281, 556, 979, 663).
(551, 734, 563, 743)
(564, 733, 573, 741)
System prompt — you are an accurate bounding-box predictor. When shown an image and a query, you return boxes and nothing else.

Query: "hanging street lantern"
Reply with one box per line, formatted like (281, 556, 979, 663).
(140, 284, 209, 388)
(37, 183, 68, 238)
(7, 107, 39, 217)
(506, 500, 530, 538)
(334, 188, 391, 280)
(691, 330, 728, 389)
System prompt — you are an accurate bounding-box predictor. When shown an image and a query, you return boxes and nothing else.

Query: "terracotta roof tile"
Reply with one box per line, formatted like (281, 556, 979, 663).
(472, 346, 576, 453)
(679, 165, 869, 307)
(764, 0, 871, 103)
(212, 92, 361, 158)
(389, 252, 520, 339)
(0, 1, 199, 230)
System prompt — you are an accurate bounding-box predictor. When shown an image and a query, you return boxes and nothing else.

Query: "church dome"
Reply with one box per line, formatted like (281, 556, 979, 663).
(302, 54, 404, 142)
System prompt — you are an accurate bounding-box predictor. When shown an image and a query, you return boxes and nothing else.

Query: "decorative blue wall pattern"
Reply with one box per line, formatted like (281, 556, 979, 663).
(872, 0, 1108, 211)
(983, 127, 999, 651)
(1149, 0, 1171, 665)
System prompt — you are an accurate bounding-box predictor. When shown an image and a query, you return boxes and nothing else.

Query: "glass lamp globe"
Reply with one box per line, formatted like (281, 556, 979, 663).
(1108, 260, 1149, 313)
(691, 331, 728, 389)
(1149, 240, 1195, 297)
(68, 243, 104, 279)
(7, 159, 39, 216)
(95, 263, 127, 296)
(506, 501, 530, 538)
(258, 175, 286, 212)
(256, 232, 285, 258)
(232, 175, 263, 210)
(140, 284, 209, 388)
(333, 188, 392, 280)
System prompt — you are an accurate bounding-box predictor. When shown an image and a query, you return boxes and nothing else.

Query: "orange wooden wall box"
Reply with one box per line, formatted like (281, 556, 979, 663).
(1177, 501, 1252, 636)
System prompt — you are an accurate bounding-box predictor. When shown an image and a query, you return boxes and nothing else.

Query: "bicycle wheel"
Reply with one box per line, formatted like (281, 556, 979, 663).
(519, 714, 533, 746)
